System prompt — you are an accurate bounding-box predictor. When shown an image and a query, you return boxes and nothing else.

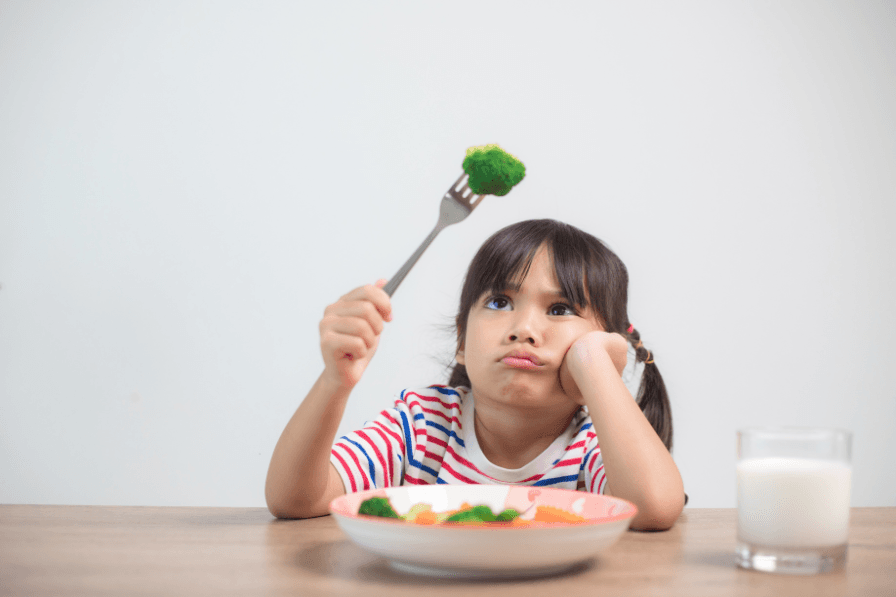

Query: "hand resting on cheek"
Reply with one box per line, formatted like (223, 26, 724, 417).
(559, 331, 629, 405)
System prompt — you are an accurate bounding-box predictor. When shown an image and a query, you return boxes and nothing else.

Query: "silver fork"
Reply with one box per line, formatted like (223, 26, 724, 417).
(383, 172, 486, 296)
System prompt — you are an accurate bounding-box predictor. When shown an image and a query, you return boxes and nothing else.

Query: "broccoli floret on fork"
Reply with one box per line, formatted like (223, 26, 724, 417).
(462, 144, 526, 197)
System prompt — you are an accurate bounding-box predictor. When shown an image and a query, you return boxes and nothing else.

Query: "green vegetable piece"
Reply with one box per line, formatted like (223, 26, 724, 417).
(445, 505, 497, 523)
(357, 497, 401, 519)
(462, 144, 526, 196)
(495, 508, 521, 522)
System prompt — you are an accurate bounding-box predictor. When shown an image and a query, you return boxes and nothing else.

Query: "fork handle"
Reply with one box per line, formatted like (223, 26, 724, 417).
(383, 221, 447, 297)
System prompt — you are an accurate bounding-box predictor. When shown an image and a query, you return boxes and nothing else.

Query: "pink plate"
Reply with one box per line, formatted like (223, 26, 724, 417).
(329, 485, 637, 577)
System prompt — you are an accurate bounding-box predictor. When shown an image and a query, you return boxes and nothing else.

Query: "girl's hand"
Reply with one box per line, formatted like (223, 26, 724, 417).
(559, 331, 628, 405)
(319, 280, 393, 389)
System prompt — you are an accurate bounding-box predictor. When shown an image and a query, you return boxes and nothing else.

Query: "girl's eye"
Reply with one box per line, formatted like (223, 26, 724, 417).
(485, 296, 511, 310)
(550, 303, 577, 316)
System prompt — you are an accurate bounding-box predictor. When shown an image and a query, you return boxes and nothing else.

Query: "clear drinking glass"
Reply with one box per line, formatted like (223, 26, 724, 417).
(736, 427, 852, 574)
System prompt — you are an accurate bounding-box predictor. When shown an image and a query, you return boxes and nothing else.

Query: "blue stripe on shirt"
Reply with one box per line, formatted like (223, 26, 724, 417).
(533, 474, 580, 487)
(581, 447, 597, 471)
(425, 420, 465, 448)
(399, 409, 440, 479)
(431, 386, 459, 397)
(343, 437, 378, 489)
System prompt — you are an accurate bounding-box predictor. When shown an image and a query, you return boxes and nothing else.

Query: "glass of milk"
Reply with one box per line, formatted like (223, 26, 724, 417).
(736, 427, 852, 574)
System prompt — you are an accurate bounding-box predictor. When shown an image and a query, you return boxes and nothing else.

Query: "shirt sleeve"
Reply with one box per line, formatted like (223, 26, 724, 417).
(583, 439, 607, 494)
(329, 397, 413, 493)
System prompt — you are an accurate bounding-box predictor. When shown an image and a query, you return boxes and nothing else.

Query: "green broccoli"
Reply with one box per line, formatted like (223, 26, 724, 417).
(445, 504, 498, 523)
(443, 505, 521, 523)
(356, 498, 523, 524)
(462, 144, 526, 196)
(357, 497, 401, 519)
(495, 508, 521, 522)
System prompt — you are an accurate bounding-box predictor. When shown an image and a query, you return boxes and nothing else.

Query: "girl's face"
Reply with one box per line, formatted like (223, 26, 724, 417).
(456, 246, 603, 407)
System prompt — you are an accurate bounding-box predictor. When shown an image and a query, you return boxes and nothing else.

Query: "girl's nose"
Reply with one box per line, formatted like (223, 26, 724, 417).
(508, 333, 536, 345)
(508, 311, 541, 345)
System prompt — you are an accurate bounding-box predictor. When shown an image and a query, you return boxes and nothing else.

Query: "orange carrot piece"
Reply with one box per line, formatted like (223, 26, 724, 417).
(531, 505, 587, 523)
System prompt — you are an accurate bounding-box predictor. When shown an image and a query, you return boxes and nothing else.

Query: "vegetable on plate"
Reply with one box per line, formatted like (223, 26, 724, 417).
(357, 496, 586, 525)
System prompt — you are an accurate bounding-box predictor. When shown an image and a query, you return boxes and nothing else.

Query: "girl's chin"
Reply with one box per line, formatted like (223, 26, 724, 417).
(481, 380, 573, 406)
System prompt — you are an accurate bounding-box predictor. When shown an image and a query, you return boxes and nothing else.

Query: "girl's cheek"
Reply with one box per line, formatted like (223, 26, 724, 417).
(561, 339, 580, 362)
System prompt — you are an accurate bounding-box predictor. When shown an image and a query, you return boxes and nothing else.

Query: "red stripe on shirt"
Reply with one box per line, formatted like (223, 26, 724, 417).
(440, 459, 478, 484)
(422, 448, 440, 461)
(407, 399, 461, 427)
(377, 425, 396, 485)
(565, 439, 586, 451)
(357, 429, 388, 488)
(404, 390, 462, 416)
(427, 436, 448, 449)
(553, 458, 579, 468)
(444, 444, 510, 483)
(373, 420, 404, 453)
(337, 442, 370, 491)
(370, 425, 398, 485)
(591, 464, 605, 493)
(331, 448, 357, 493)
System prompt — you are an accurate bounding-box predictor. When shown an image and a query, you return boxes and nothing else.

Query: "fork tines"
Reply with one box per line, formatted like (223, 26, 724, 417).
(448, 172, 485, 209)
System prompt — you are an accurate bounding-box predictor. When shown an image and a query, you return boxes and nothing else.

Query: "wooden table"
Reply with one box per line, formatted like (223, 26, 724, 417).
(1, 505, 893, 596)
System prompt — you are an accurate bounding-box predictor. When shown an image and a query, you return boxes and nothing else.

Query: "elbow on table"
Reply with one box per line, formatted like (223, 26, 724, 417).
(265, 487, 329, 520)
(629, 493, 685, 531)
(265, 490, 296, 519)
(266, 500, 299, 520)
(630, 510, 678, 531)
(266, 497, 329, 520)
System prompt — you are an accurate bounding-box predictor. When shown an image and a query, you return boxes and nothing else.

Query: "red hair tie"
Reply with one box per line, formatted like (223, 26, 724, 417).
(626, 324, 634, 334)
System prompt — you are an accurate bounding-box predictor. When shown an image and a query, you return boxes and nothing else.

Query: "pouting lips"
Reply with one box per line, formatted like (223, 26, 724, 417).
(500, 350, 544, 370)
(501, 357, 541, 370)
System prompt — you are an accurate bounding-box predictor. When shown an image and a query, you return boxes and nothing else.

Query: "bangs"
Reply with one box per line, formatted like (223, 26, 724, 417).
(456, 220, 628, 336)
(468, 222, 596, 310)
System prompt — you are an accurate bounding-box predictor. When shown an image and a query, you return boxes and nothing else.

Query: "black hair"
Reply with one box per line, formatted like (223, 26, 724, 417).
(447, 219, 673, 451)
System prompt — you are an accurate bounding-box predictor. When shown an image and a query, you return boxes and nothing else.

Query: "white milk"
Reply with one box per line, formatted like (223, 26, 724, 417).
(736, 457, 851, 547)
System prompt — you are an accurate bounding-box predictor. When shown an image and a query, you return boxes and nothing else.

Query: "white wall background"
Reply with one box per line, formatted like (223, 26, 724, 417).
(1, 1, 894, 509)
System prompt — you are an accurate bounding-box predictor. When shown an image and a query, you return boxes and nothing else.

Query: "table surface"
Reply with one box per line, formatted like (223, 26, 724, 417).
(1, 505, 894, 597)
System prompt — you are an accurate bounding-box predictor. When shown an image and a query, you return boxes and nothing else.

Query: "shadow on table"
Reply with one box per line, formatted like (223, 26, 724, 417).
(293, 539, 596, 585)
(682, 550, 737, 568)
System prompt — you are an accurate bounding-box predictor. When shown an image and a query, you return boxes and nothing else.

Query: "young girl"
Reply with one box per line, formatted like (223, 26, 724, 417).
(266, 219, 685, 530)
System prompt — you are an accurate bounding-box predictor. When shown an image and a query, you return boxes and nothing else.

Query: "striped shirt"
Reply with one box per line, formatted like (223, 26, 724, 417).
(329, 385, 607, 494)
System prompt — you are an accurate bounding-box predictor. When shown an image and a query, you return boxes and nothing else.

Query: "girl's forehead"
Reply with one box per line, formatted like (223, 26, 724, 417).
(504, 247, 562, 288)
(503, 271, 561, 295)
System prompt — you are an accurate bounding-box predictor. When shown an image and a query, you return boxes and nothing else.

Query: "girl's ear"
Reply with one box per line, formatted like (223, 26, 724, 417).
(455, 345, 465, 366)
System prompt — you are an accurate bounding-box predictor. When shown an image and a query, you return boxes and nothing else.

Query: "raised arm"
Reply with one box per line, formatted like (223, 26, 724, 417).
(560, 331, 685, 531)
(265, 280, 392, 519)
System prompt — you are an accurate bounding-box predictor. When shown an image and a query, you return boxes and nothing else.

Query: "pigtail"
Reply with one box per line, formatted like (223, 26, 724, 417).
(448, 363, 470, 388)
(627, 327, 673, 452)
